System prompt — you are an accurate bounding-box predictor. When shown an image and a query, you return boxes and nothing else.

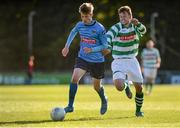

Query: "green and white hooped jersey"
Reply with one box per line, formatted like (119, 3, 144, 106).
(141, 48, 160, 69)
(107, 22, 146, 58)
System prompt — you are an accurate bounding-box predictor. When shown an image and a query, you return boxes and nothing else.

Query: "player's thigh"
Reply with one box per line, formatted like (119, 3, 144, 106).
(71, 68, 86, 83)
(71, 57, 87, 83)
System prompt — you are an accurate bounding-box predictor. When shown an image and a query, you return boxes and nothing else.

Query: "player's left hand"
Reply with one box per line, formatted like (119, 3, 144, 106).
(101, 49, 111, 56)
(131, 18, 139, 26)
(83, 47, 92, 53)
(141, 67, 144, 72)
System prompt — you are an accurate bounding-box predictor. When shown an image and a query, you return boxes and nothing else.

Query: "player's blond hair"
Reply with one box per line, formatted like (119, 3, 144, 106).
(118, 6, 132, 18)
(79, 3, 94, 14)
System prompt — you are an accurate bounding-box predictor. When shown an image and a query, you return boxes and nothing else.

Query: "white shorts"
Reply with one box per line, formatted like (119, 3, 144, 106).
(143, 68, 157, 79)
(111, 57, 143, 83)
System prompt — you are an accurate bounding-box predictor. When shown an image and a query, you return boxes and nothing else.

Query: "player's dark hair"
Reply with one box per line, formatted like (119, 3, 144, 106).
(118, 6, 132, 17)
(79, 3, 94, 14)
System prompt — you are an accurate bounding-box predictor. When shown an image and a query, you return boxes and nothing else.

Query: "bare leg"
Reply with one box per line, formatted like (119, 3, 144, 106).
(114, 79, 132, 99)
(65, 68, 86, 113)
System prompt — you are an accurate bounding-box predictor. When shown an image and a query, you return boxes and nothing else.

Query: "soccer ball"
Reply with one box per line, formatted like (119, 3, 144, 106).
(50, 107, 66, 121)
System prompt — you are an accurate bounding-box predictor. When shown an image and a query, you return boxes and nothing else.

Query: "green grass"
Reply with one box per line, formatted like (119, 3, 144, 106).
(0, 85, 180, 128)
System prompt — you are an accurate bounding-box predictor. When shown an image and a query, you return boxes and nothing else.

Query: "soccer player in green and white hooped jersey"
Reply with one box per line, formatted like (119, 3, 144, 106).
(105, 6, 146, 117)
(141, 40, 161, 95)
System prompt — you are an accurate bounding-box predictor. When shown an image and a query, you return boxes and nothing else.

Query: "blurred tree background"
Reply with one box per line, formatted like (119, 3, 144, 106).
(0, 0, 180, 72)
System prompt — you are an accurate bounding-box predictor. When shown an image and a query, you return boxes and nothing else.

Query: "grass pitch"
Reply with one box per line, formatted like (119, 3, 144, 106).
(0, 85, 180, 128)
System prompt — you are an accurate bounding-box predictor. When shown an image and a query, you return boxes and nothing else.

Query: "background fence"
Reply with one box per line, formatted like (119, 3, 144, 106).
(1, 70, 180, 85)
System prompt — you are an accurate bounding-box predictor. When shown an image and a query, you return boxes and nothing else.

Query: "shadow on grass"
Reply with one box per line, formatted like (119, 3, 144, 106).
(65, 116, 135, 122)
(0, 119, 53, 125)
(0, 116, 135, 125)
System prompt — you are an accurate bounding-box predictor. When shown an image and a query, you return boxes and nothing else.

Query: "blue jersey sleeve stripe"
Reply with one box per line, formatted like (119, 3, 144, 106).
(65, 26, 78, 48)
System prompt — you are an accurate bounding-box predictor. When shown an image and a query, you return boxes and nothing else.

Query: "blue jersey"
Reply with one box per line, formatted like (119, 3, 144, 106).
(65, 20, 108, 63)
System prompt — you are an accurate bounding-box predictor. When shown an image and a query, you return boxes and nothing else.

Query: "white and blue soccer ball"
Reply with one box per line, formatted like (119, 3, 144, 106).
(50, 107, 66, 121)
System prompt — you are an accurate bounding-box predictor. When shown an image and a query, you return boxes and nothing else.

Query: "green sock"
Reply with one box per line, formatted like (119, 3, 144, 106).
(135, 92, 144, 112)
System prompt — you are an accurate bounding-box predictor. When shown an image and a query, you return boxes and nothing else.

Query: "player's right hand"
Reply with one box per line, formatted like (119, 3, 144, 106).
(62, 47, 69, 57)
(156, 63, 160, 68)
(131, 18, 139, 26)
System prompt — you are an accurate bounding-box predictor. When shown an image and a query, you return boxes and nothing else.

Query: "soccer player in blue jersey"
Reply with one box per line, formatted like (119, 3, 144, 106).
(61, 3, 108, 115)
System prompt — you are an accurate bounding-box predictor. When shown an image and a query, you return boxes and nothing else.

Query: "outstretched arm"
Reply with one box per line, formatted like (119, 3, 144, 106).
(61, 27, 78, 57)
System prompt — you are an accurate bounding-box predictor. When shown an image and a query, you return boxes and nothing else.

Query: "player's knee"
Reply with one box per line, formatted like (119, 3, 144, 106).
(135, 84, 143, 93)
(71, 78, 79, 84)
(115, 84, 124, 91)
(114, 80, 124, 91)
